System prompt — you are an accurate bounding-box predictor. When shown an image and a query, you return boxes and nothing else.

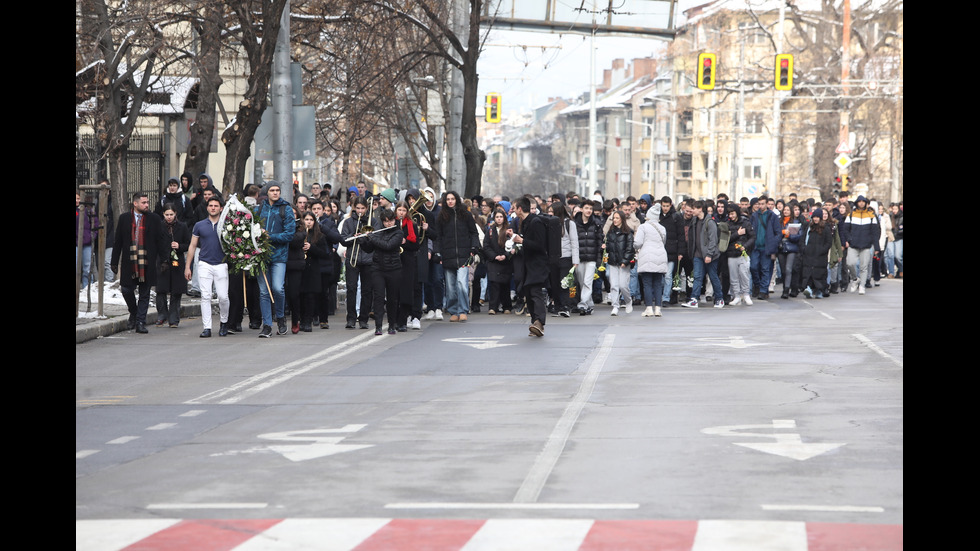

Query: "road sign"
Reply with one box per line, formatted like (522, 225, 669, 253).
(835, 140, 851, 154)
(834, 154, 852, 170)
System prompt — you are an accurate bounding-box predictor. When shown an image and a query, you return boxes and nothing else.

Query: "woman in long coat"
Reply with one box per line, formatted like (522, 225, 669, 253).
(156, 204, 191, 327)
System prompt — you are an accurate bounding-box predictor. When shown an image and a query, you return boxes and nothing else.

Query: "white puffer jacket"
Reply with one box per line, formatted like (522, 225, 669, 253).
(633, 212, 669, 274)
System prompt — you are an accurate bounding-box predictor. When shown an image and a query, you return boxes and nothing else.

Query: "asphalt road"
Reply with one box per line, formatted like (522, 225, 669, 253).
(77, 279, 903, 548)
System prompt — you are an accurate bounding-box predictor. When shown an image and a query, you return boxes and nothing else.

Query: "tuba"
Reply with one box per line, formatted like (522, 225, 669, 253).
(408, 188, 435, 242)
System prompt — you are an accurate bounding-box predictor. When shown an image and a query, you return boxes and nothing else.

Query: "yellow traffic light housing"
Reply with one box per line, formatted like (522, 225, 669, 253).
(486, 93, 501, 123)
(775, 54, 794, 91)
(697, 53, 716, 90)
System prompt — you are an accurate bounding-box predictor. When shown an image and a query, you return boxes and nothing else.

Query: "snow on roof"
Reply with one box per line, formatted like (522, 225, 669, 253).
(559, 78, 651, 116)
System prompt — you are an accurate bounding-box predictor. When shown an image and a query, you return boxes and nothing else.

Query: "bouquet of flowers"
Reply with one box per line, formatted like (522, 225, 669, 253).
(560, 266, 576, 289)
(734, 243, 749, 258)
(219, 195, 272, 277)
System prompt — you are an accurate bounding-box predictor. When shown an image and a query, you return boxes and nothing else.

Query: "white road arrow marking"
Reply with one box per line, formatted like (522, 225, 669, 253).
(696, 336, 767, 349)
(442, 336, 515, 349)
(212, 424, 373, 462)
(258, 425, 373, 462)
(702, 419, 845, 461)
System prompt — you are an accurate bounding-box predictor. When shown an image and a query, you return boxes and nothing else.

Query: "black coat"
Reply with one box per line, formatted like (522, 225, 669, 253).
(363, 225, 405, 272)
(799, 222, 834, 268)
(604, 225, 635, 266)
(287, 229, 329, 293)
(658, 208, 687, 262)
(112, 211, 169, 286)
(157, 221, 190, 294)
(517, 213, 549, 287)
(482, 225, 514, 283)
(433, 208, 480, 270)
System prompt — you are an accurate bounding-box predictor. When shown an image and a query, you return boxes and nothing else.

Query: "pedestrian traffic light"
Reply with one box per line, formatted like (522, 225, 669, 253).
(486, 93, 501, 123)
(775, 54, 794, 91)
(697, 53, 716, 90)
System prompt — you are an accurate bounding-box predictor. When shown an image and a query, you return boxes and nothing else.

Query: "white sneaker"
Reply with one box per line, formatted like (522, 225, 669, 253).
(434, 309, 444, 320)
(642, 306, 653, 317)
(714, 300, 725, 309)
(410, 317, 421, 330)
(681, 299, 699, 308)
(654, 306, 662, 317)
(625, 301, 633, 314)
(743, 294, 753, 305)
(858, 285, 865, 295)
(730, 295, 742, 306)
(611, 305, 619, 316)
(422, 310, 436, 320)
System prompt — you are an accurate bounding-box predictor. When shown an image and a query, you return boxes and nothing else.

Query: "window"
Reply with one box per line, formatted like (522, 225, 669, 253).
(746, 113, 764, 134)
(743, 157, 763, 180)
(642, 117, 655, 138)
(738, 22, 767, 45)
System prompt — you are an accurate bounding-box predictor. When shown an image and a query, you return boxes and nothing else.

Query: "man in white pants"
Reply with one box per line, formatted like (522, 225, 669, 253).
(185, 196, 231, 337)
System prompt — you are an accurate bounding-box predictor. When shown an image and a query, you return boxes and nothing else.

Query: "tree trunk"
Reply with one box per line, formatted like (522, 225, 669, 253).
(221, 0, 288, 196)
(460, 1, 485, 199)
(183, 6, 223, 182)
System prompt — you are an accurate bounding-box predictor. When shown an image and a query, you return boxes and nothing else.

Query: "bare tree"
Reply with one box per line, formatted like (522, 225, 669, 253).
(219, 0, 289, 195)
(356, 0, 494, 198)
(77, 0, 167, 218)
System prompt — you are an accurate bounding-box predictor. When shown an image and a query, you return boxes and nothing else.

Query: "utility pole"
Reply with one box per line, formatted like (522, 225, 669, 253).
(769, 3, 785, 197)
(273, 0, 292, 202)
(447, 0, 466, 192)
(838, 0, 851, 192)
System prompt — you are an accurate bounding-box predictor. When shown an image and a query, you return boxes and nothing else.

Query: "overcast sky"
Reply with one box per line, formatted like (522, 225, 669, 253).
(475, 1, 700, 115)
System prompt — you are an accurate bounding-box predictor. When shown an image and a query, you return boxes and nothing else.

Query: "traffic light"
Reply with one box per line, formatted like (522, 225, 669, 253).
(833, 176, 842, 195)
(486, 93, 501, 123)
(697, 53, 716, 90)
(775, 53, 794, 91)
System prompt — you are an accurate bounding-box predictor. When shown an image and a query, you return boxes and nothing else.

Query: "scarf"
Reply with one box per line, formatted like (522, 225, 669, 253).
(129, 210, 148, 282)
(401, 216, 417, 243)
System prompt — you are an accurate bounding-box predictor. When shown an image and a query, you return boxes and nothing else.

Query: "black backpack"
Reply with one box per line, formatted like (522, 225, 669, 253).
(536, 213, 563, 266)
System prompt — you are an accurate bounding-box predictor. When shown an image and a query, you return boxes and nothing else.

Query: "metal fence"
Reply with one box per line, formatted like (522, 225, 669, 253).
(76, 135, 165, 206)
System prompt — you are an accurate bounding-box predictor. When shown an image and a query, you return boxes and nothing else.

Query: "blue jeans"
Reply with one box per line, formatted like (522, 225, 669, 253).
(424, 261, 445, 311)
(750, 248, 773, 294)
(692, 257, 722, 302)
(443, 265, 469, 316)
(661, 260, 675, 304)
(640, 272, 665, 307)
(76, 245, 92, 288)
(629, 263, 640, 299)
(258, 262, 286, 325)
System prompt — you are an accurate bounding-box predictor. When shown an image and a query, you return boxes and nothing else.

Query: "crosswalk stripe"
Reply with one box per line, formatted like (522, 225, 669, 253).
(462, 519, 594, 551)
(74, 518, 903, 551)
(234, 518, 391, 551)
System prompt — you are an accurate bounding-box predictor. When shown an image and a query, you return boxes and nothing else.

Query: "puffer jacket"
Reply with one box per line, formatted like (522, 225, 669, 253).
(658, 207, 687, 262)
(633, 217, 668, 274)
(841, 199, 881, 251)
(604, 225, 635, 266)
(363, 224, 405, 272)
(724, 213, 756, 258)
(255, 198, 296, 264)
(574, 212, 604, 263)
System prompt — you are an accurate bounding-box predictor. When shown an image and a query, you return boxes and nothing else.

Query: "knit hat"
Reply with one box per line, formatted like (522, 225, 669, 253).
(380, 188, 397, 204)
(649, 203, 662, 218)
(348, 186, 358, 194)
(810, 208, 824, 220)
(497, 200, 511, 214)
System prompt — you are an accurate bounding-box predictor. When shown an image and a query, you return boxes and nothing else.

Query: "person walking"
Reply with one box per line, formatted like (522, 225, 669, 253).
(603, 210, 635, 316)
(184, 196, 232, 337)
(155, 204, 190, 327)
(633, 204, 669, 317)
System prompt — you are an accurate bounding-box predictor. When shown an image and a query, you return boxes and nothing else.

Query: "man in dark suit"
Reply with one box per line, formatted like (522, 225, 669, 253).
(509, 196, 550, 337)
(112, 192, 168, 333)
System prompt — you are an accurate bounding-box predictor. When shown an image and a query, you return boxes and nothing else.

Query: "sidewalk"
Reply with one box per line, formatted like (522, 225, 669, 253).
(75, 282, 204, 344)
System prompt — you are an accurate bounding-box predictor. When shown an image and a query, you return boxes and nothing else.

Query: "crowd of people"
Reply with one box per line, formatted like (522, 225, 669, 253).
(76, 175, 904, 339)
